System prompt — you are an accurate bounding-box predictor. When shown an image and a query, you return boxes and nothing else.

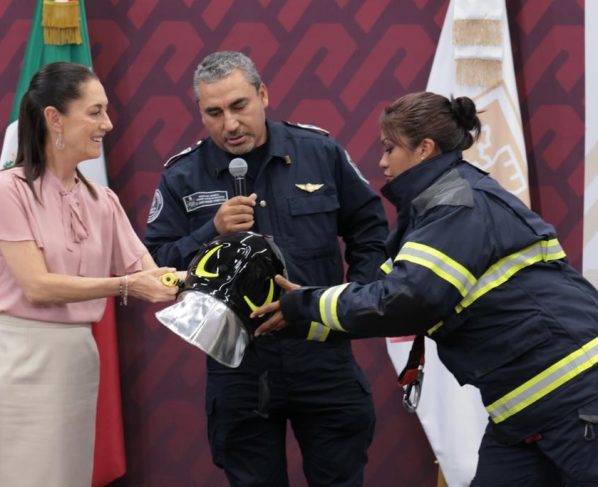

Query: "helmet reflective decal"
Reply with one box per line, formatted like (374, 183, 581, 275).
(182, 231, 286, 331)
(243, 278, 275, 316)
(195, 244, 222, 278)
(155, 232, 287, 367)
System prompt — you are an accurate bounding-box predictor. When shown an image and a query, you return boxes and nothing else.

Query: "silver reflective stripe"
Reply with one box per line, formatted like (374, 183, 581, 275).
(396, 242, 476, 298)
(427, 239, 566, 335)
(487, 336, 598, 423)
(319, 283, 350, 331)
(456, 239, 566, 312)
(306, 322, 330, 342)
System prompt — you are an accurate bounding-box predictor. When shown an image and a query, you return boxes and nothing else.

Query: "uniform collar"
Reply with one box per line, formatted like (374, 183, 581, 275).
(380, 150, 462, 212)
(209, 120, 292, 177)
(266, 120, 293, 162)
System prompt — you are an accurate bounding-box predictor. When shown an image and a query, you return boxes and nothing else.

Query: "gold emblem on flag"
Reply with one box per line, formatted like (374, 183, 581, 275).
(464, 84, 529, 207)
(295, 183, 324, 193)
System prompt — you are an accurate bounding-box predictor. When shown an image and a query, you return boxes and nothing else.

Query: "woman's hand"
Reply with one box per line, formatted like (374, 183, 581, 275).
(251, 275, 300, 336)
(127, 267, 179, 303)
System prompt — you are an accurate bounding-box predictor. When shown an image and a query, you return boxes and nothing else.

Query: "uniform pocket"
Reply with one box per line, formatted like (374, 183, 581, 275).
(579, 408, 598, 441)
(286, 194, 339, 251)
(288, 193, 339, 215)
(575, 402, 598, 483)
(471, 311, 551, 380)
(205, 395, 226, 468)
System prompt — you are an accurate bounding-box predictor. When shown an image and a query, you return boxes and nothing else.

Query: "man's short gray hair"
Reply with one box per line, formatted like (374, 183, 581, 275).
(193, 51, 262, 100)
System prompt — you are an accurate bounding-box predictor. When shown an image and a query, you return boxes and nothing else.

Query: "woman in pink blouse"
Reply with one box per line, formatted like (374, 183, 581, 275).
(0, 62, 178, 487)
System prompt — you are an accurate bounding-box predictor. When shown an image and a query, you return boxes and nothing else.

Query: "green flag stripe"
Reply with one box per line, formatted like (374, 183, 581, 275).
(9, 0, 92, 123)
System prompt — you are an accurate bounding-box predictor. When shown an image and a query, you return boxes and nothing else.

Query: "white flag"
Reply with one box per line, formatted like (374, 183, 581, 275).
(584, 0, 598, 287)
(386, 1, 529, 486)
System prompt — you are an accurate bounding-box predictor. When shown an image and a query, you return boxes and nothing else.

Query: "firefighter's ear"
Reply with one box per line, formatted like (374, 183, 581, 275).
(419, 138, 439, 161)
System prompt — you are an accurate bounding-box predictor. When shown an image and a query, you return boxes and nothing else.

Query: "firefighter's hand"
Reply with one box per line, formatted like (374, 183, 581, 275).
(252, 275, 300, 336)
(213, 193, 257, 234)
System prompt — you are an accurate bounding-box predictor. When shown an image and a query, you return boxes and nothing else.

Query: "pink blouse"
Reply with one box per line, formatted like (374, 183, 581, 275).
(0, 167, 146, 323)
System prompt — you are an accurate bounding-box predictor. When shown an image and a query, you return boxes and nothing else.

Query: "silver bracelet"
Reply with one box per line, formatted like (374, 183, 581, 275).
(119, 274, 129, 306)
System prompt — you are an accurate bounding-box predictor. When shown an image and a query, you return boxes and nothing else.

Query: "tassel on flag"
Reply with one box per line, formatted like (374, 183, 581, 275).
(42, 0, 82, 45)
(453, 0, 503, 88)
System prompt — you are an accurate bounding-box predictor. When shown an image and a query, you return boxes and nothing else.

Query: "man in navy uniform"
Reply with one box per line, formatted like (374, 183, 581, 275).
(144, 51, 388, 487)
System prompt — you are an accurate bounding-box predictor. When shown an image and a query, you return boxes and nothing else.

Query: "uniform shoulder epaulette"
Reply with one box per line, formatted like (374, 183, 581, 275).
(284, 121, 330, 136)
(164, 140, 203, 168)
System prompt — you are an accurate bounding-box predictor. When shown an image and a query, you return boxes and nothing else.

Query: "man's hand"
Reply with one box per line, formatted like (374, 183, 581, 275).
(252, 275, 300, 336)
(213, 193, 257, 234)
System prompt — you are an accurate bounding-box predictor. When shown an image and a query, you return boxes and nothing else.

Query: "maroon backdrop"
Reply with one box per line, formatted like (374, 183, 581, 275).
(0, 1, 585, 485)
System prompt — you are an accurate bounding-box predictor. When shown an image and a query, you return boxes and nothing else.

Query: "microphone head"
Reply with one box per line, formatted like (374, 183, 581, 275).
(228, 158, 248, 178)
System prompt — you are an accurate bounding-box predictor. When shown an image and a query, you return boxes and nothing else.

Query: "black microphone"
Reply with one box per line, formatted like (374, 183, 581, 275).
(228, 157, 248, 196)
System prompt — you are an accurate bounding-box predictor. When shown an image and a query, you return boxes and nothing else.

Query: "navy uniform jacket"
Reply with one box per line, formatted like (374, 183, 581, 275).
(281, 151, 598, 443)
(144, 119, 388, 358)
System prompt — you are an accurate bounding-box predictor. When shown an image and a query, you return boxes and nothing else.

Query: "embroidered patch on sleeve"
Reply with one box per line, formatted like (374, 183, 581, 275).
(147, 189, 164, 223)
(183, 190, 228, 212)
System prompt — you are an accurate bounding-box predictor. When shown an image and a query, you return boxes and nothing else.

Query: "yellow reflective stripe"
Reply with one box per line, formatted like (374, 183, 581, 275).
(396, 242, 476, 298)
(318, 283, 350, 331)
(487, 337, 598, 423)
(429, 239, 566, 335)
(306, 322, 330, 342)
(427, 320, 444, 335)
(541, 238, 567, 260)
(380, 258, 393, 275)
(458, 239, 565, 311)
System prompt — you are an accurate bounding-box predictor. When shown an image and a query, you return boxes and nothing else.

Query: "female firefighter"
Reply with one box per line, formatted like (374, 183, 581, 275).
(252, 91, 598, 487)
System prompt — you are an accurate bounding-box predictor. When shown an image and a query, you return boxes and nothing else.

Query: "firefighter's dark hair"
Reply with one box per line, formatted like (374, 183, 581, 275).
(380, 91, 481, 153)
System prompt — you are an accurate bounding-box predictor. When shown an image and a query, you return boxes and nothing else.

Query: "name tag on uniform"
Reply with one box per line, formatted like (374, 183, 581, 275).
(183, 191, 228, 212)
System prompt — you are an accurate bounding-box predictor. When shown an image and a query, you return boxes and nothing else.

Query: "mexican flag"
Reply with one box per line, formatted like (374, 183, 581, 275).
(386, 1, 528, 485)
(0, 1, 124, 485)
(0, 0, 107, 185)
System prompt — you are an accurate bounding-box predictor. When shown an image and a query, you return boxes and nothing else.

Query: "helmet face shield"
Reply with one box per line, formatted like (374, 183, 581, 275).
(155, 232, 286, 367)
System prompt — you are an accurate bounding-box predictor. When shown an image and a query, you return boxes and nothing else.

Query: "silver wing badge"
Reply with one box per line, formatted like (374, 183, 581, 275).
(295, 183, 324, 193)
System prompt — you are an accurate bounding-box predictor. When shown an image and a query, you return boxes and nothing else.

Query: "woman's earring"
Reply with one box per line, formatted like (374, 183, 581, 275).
(55, 132, 65, 150)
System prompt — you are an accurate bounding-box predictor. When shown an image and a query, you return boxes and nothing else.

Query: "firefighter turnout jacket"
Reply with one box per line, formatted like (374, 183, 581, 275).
(280, 150, 598, 444)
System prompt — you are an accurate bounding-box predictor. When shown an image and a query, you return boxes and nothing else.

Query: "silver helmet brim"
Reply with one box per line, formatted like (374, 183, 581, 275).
(155, 291, 249, 368)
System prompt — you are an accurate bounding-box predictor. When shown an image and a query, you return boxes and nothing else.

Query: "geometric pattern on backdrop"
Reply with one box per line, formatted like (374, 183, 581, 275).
(0, 1, 585, 486)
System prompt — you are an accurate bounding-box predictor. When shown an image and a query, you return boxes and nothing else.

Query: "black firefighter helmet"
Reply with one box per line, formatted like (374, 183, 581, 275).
(155, 232, 286, 367)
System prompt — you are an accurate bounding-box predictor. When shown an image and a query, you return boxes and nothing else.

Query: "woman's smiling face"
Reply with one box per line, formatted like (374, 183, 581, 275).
(57, 78, 113, 162)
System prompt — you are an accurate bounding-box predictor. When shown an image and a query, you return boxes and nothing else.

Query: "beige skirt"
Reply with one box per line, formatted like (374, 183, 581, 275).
(0, 314, 99, 487)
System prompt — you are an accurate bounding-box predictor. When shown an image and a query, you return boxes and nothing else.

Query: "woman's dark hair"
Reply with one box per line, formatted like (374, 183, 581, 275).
(13, 61, 100, 201)
(380, 91, 481, 153)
